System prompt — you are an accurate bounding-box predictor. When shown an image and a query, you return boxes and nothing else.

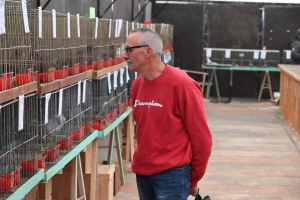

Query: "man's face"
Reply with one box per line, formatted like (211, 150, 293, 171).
(123, 32, 148, 71)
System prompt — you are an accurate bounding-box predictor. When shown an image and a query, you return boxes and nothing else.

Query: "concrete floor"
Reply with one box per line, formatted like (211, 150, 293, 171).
(113, 98, 300, 200)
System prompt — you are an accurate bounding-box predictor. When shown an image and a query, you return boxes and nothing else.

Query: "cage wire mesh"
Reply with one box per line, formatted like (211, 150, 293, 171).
(28, 10, 67, 84)
(80, 78, 93, 135)
(64, 14, 87, 76)
(91, 74, 114, 131)
(0, 93, 39, 198)
(111, 19, 125, 65)
(0, 1, 33, 90)
(98, 19, 114, 68)
(86, 18, 102, 70)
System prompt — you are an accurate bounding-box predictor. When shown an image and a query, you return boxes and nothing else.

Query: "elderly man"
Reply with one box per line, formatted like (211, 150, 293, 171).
(123, 27, 212, 200)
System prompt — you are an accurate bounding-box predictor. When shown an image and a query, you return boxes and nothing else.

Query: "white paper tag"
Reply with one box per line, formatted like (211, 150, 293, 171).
(260, 50, 266, 59)
(225, 49, 231, 58)
(135, 72, 138, 79)
(126, 21, 128, 37)
(0, 0, 6, 35)
(44, 93, 51, 125)
(286, 50, 291, 59)
(38, 7, 42, 38)
(118, 19, 122, 37)
(132, 22, 134, 30)
(77, 14, 80, 38)
(253, 50, 259, 59)
(67, 12, 70, 38)
(58, 88, 63, 116)
(18, 95, 24, 131)
(126, 65, 130, 82)
(52, 9, 56, 38)
(95, 17, 98, 39)
(107, 73, 112, 93)
(114, 70, 118, 90)
(115, 19, 118, 38)
(120, 68, 124, 86)
(160, 23, 164, 34)
(77, 81, 81, 105)
(109, 19, 111, 38)
(22, 0, 30, 33)
(206, 48, 212, 57)
(82, 80, 87, 103)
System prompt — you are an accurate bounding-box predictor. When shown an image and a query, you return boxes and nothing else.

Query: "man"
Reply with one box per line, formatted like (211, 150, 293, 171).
(123, 27, 212, 199)
(291, 28, 300, 64)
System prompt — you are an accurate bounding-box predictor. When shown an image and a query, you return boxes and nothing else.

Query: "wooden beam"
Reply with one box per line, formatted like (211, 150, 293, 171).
(45, 179, 52, 200)
(77, 155, 86, 200)
(70, 157, 77, 200)
(92, 62, 127, 79)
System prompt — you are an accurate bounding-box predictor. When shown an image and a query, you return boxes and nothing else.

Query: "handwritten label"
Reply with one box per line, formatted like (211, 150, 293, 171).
(38, 7, 42, 38)
(18, 95, 24, 131)
(52, 9, 56, 38)
(77, 81, 81, 105)
(0, 0, 6, 35)
(82, 80, 86, 103)
(44, 93, 51, 124)
(95, 17, 98, 39)
(107, 73, 112, 93)
(67, 12, 70, 38)
(22, 0, 30, 33)
(58, 89, 63, 116)
(77, 14, 80, 38)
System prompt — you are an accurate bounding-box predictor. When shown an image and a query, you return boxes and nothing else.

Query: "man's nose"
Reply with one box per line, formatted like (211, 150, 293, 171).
(123, 51, 129, 59)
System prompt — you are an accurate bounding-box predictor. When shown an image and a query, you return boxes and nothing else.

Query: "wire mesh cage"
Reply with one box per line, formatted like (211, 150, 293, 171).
(98, 19, 115, 68)
(28, 9, 67, 84)
(282, 50, 292, 64)
(155, 23, 169, 51)
(258, 50, 280, 67)
(91, 74, 116, 131)
(86, 18, 102, 70)
(0, 1, 33, 90)
(65, 14, 88, 75)
(111, 20, 125, 65)
(0, 93, 39, 198)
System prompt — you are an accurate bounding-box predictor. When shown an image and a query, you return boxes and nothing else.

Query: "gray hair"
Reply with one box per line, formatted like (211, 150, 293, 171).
(130, 27, 163, 58)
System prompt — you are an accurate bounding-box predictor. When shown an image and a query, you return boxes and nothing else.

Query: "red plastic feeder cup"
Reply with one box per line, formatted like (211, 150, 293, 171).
(21, 156, 38, 173)
(0, 172, 14, 191)
(56, 135, 73, 150)
(14, 167, 21, 186)
(55, 66, 68, 80)
(38, 155, 47, 169)
(42, 145, 61, 162)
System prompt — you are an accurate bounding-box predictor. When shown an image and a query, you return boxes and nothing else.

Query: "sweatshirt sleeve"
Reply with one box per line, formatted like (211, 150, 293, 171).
(179, 86, 213, 187)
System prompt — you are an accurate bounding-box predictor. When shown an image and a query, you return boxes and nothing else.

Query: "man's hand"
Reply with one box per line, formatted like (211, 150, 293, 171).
(189, 187, 198, 197)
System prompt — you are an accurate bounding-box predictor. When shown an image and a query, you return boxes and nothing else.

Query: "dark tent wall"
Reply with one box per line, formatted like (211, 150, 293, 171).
(153, 3, 204, 71)
(263, 6, 300, 55)
(206, 4, 259, 49)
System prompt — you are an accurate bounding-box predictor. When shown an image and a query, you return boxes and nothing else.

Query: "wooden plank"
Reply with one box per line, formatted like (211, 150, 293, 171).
(45, 179, 52, 200)
(70, 157, 77, 200)
(77, 155, 86, 200)
(92, 62, 127, 78)
(90, 139, 98, 200)
(38, 70, 92, 95)
(0, 81, 38, 104)
(278, 64, 300, 82)
(85, 143, 92, 174)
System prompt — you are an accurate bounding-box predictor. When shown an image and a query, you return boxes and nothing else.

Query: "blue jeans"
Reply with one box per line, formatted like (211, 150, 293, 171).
(136, 165, 190, 200)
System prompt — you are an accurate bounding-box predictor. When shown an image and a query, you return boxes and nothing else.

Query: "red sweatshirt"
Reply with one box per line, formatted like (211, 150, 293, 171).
(131, 65, 212, 187)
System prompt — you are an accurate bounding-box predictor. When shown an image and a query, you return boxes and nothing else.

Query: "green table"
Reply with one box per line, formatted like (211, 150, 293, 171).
(202, 65, 280, 102)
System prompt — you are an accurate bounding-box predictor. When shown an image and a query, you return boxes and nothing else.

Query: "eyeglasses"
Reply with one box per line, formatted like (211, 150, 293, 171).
(125, 45, 149, 54)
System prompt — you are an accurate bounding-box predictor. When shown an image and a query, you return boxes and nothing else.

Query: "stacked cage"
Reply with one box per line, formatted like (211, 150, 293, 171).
(111, 19, 125, 65)
(99, 19, 114, 68)
(155, 23, 169, 51)
(37, 79, 92, 171)
(0, 1, 34, 89)
(28, 9, 67, 84)
(65, 14, 88, 75)
(86, 17, 102, 71)
(0, 94, 40, 197)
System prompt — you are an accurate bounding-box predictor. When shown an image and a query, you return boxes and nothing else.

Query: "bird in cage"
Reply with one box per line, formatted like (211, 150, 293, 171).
(45, 114, 66, 134)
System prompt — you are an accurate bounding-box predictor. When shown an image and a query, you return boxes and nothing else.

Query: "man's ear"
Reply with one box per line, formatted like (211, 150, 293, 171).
(145, 47, 153, 57)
